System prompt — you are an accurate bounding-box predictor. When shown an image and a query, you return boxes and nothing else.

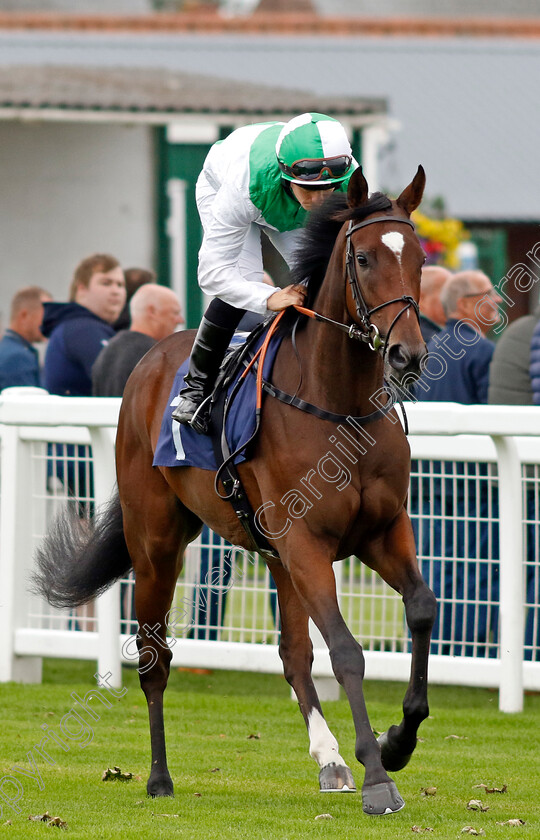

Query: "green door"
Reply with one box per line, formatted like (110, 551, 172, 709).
(470, 228, 508, 287)
(156, 129, 213, 329)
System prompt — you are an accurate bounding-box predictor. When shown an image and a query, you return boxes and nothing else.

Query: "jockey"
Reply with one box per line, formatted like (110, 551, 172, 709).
(172, 112, 357, 433)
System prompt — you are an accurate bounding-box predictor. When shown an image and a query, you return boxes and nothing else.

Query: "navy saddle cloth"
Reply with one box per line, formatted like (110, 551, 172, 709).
(153, 329, 282, 471)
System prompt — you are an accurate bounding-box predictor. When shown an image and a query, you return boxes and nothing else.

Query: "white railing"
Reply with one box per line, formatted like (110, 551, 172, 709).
(0, 389, 539, 713)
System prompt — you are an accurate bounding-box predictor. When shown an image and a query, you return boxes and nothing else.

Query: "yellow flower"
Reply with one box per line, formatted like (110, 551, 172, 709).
(412, 211, 469, 269)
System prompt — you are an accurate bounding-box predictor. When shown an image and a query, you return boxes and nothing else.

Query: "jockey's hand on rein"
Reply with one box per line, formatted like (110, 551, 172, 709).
(266, 284, 307, 312)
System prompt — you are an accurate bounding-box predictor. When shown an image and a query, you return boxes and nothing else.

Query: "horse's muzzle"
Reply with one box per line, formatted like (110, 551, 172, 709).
(386, 342, 427, 387)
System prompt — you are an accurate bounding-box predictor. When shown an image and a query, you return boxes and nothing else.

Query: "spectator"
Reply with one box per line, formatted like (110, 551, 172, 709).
(415, 270, 502, 403)
(190, 526, 234, 641)
(488, 299, 540, 660)
(91, 283, 182, 633)
(42, 253, 125, 531)
(413, 271, 503, 656)
(531, 318, 540, 403)
(38, 255, 122, 630)
(0, 286, 52, 391)
(190, 526, 278, 641)
(92, 284, 184, 397)
(488, 304, 540, 405)
(40, 254, 125, 632)
(418, 265, 451, 343)
(42, 253, 126, 396)
(113, 267, 157, 332)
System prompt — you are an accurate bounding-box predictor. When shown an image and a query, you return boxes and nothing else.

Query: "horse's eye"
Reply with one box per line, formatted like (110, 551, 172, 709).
(356, 252, 369, 267)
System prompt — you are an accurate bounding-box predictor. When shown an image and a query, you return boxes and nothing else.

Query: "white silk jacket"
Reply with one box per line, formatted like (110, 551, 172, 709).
(196, 122, 355, 315)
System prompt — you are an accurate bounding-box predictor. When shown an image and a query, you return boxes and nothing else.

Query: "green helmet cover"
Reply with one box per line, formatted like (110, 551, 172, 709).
(275, 112, 353, 185)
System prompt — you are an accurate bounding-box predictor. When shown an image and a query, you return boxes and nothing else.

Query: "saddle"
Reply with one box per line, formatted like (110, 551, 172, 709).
(206, 318, 281, 560)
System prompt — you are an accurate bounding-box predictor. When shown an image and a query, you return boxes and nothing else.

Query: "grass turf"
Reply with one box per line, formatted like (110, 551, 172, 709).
(0, 659, 539, 838)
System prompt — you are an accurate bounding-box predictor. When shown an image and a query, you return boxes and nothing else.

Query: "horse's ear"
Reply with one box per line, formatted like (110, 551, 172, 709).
(396, 165, 426, 216)
(347, 166, 369, 208)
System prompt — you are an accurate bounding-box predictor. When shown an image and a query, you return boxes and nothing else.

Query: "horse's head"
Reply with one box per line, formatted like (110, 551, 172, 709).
(343, 166, 427, 388)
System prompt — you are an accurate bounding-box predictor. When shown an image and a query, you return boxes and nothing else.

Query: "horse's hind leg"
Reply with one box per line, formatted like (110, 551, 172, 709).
(281, 533, 403, 816)
(271, 564, 356, 793)
(365, 511, 437, 772)
(121, 481, 201, 797)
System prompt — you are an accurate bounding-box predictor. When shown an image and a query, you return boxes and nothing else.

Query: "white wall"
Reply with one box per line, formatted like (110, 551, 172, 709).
(0, 121, 155, 331)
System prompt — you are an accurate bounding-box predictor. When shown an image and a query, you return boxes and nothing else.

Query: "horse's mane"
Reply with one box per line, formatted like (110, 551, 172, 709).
(290, 191, 393, 306)
(278, 191, 393, 332)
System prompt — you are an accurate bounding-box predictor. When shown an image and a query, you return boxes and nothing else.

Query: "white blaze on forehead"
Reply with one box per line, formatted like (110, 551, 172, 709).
(381, 231, 405, 264)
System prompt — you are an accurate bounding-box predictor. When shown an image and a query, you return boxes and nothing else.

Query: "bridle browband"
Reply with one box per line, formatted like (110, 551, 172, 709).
(345, 214, 420, 354)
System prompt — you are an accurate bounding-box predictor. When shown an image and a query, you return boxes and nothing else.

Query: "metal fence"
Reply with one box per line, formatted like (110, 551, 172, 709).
(0, 389, 539, 713)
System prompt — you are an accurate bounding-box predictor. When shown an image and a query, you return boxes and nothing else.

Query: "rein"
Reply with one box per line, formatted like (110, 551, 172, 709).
(240, 213, 422, 420)
(246, 215, 420, 357)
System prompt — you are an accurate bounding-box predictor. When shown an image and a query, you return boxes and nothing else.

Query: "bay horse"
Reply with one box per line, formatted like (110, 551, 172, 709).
(34, 166, 437, 817)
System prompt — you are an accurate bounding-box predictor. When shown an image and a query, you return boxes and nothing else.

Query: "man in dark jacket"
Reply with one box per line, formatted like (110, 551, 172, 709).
(90, 281, 182, 635)
(42, 254, 125, 396)
(413, 271, 502, 656)
(92, 284, 184, 397)
(41, 253, 125, 544)
(415, 271, 502, 403)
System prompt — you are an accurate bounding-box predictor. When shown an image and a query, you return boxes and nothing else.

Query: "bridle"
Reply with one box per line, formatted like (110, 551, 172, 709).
(290, 214, 422, 357)
(344, 214, 421, 354)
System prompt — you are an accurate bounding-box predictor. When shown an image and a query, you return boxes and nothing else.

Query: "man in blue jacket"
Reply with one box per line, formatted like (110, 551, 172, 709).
(42, 254, 125, 396)
(41, 254, 126, 536)
(418, 265, 451, 343)
(415, 270, 502, 403)
(413, 271, 502, 656)
(0, 286, 51, 391)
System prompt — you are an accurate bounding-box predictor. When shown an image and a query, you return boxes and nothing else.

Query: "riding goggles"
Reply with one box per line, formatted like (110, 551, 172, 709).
(278, 155, 353, 182)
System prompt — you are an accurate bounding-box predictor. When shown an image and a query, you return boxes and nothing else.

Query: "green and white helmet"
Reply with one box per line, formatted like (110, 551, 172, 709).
(276, 112, 353, 186)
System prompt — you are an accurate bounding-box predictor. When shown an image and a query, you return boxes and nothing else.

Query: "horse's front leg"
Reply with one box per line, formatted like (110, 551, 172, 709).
(280, 532, 404, 816)
(364, 509, 437, 772)
(270, 563, 356, 793)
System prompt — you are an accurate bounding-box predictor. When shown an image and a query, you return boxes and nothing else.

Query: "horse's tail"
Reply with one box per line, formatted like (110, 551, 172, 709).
(31, 492, 132, 609)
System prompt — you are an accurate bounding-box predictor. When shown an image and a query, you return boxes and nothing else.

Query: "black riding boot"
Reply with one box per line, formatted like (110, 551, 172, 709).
(172, 314, 239, 434)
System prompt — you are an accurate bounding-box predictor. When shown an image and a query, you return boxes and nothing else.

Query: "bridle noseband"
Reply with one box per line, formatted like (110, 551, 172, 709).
(345, 214, 420, 354)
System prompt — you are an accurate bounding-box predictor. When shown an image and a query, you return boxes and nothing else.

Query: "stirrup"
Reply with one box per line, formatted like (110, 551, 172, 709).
(171, 394, 199, 425)
(172, 395, 211, 434)
(187, 398, 211, 435)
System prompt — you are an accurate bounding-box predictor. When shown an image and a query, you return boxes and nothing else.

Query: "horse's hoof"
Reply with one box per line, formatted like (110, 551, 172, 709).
(378, 730, 413, 772)
(319, 762, 356, 792)
(362, 780, 404, 816)
(147, 774, 174, 797)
